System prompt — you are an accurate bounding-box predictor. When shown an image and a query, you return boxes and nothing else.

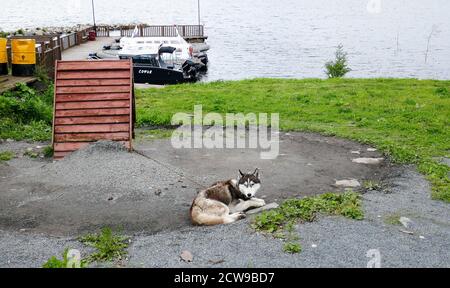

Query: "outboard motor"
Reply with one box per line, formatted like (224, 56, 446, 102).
(197, 52, 208, 66)
(182, 60, 199, 80)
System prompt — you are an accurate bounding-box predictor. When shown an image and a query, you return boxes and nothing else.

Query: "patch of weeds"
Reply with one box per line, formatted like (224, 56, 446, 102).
(79, 227, 129, 263)
(43, 145, 54, 158)
(252, 192, 363, 253)
(43, 248, 87, 268)
(0, 151, 14, 162)
(384, 213, 402, 226)
(283, 242, 302, 254)
(362, 180, 382, 191)
(23, 150, 38, 159)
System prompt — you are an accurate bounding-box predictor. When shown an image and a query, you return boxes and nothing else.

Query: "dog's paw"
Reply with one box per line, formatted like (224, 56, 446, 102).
(252, 198, 266, 207)
(235, 212, 247, 220)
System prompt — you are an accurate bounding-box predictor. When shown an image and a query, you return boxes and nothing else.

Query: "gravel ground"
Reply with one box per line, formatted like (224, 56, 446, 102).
(1, 166, 448, 268)
(127, 167, 450, 268)
(0, 137, 448, 268)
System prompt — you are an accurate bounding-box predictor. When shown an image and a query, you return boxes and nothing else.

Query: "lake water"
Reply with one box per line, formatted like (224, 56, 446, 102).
(2, 0, 450, 80)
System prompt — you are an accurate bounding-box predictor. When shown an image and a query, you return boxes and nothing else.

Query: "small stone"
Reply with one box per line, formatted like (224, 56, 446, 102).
(351, 151, 361, 154)
(26, 147, 33, 152)
(399, 217, 413, 229)
(419, 235, 425, 239)
(6, 139, 14, 142)
(154, 189, 162, 196)
(399, 229, 414, 235)
(335, 179, 361, 188)
(180, 250, 193, 262)
(36, 146, 43, 149)
(352, 158, 384, 165)
(311, 244, 317, 248)
(367, 148, 377, 152)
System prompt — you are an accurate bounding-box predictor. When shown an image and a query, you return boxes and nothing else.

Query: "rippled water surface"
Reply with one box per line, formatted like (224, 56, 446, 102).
(2, 0, 450, 80)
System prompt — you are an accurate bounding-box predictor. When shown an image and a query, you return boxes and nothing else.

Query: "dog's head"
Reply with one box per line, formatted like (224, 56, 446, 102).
(237, 168, 261, 199)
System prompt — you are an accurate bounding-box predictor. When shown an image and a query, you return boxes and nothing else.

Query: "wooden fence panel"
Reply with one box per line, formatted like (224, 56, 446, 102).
(52, 59, 134, 159)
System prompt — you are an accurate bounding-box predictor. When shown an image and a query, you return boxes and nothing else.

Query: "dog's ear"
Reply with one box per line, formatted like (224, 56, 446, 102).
(239, 169, 245, 177)
(253, 168, 259, 178)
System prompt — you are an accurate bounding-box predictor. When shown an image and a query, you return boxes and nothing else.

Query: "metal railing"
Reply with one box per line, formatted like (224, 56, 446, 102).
(118, 25, 205, 38)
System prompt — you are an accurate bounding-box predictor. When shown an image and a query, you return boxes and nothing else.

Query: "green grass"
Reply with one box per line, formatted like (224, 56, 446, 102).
(0, 83, 53, 141)
(0, 151, 14, 162)
(79, 227, 129, 263)
(136, 78, 450, 202)
(135, 128, 174, 141)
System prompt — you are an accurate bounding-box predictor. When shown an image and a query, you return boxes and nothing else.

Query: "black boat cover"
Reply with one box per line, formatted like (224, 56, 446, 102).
(159, 46, 177, 54)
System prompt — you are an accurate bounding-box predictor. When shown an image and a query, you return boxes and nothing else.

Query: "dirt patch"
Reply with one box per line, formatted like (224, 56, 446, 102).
(0, 133, 395, 236)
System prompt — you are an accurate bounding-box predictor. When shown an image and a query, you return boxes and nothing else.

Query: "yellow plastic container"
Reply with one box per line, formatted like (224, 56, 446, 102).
(0, 38, 7, 75)
(11, 39, 36, 76)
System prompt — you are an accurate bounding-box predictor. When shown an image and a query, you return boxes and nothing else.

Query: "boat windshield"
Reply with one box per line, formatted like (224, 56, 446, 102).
(132, 54, 160, 67)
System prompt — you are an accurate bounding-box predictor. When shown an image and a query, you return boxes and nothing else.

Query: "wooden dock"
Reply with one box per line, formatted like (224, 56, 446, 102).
(1, 24, 207, 85)
(0, 75, 37, 94)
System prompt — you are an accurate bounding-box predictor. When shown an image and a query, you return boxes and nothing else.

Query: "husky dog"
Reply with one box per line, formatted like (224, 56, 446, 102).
(190, 169, 266, 226)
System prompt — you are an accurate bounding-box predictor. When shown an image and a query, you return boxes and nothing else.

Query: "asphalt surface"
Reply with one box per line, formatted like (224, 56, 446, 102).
(0, 133, 448, 268)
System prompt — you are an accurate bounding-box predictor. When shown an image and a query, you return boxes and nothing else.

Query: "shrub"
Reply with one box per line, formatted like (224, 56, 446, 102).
(0, 83, 53, 141)
(325, 44, 351, 78)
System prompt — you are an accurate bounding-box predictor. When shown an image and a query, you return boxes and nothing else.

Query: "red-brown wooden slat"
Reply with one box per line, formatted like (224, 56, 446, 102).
(55, 108, 130, 117)
(56, 93, 131, 102)
(55, 116, 130, 125)
(55, 124, 130, 133)
(57, 70, 131, 80)
(54, 142, 90, 152)
(57, 79, 130, 87)
(56, 86, 130, 94)
(53, 60, 134, 159)
(56, 100, 130, 110)
(55, 132, 130, 142)
(54, 151, 71, 159)
(57, 61, 131, 71)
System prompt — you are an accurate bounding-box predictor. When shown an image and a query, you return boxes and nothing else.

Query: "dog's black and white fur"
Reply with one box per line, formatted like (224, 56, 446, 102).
(190, 169, 266, 225)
